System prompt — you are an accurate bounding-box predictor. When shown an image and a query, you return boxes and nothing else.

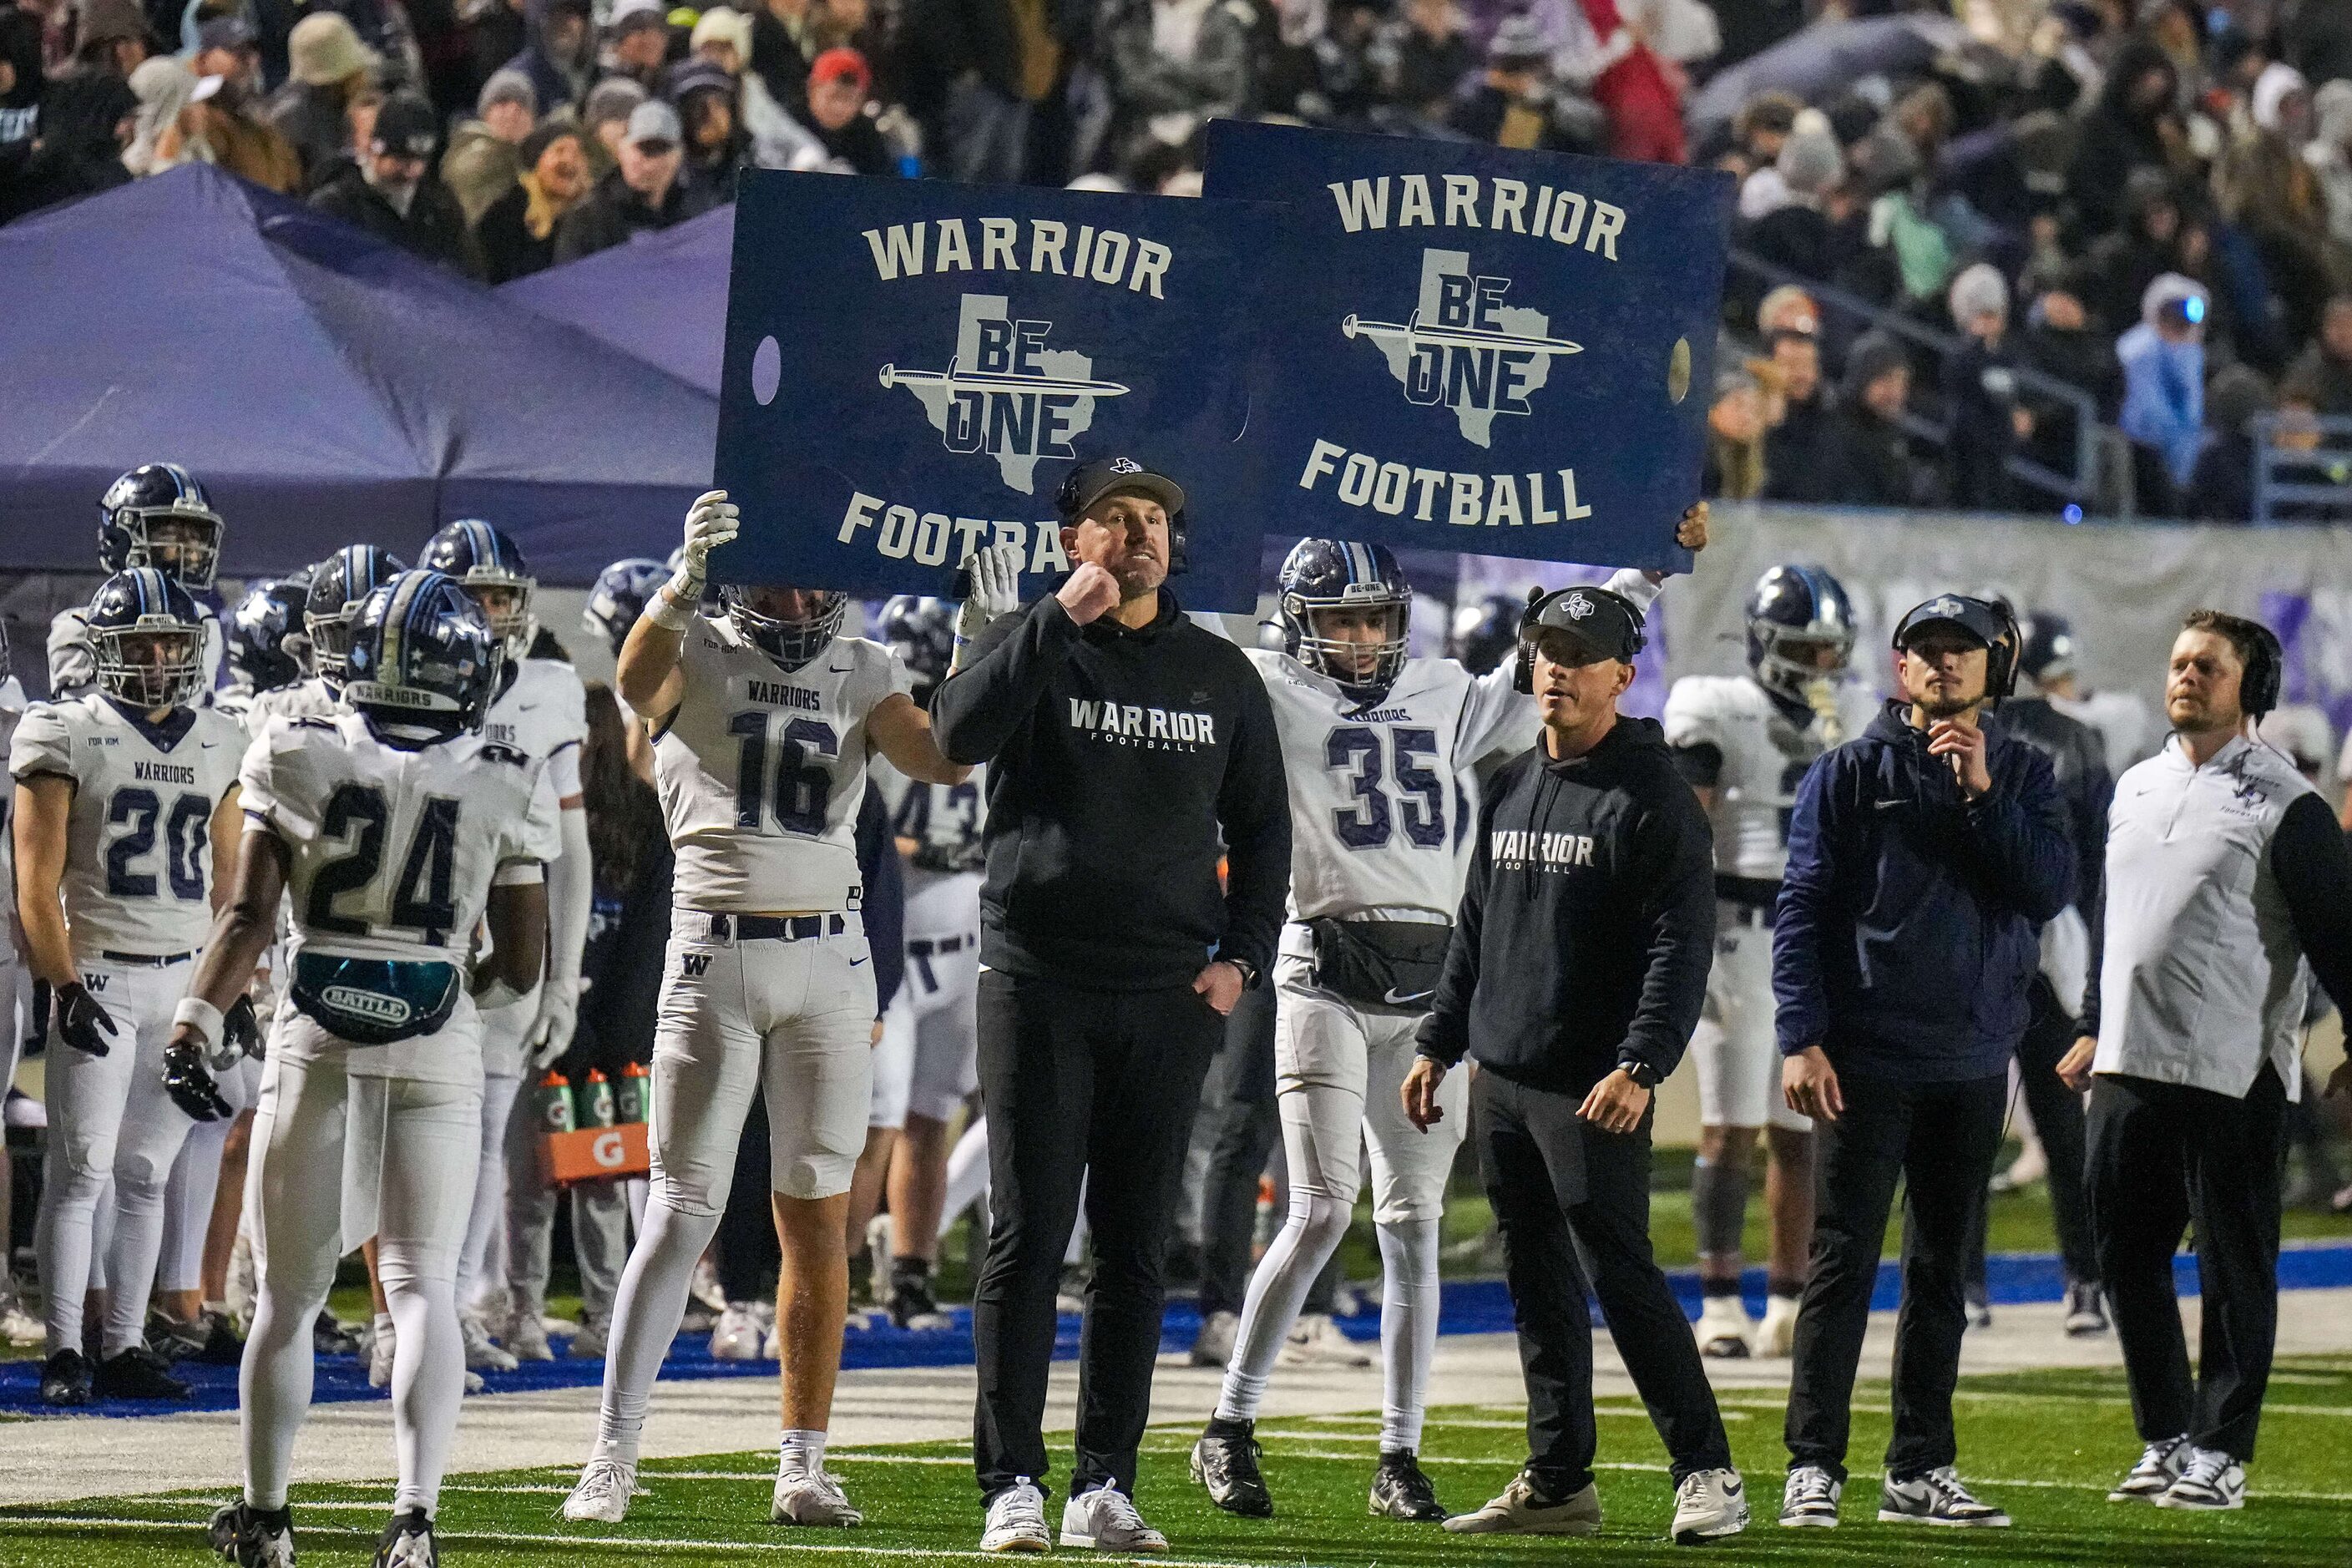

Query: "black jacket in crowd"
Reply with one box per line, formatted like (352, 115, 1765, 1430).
(1417, 715, 1716, 1095)
(309, 161, 483, 277)
(553, 165, 716, 263)
(929, 587, 1290, 993)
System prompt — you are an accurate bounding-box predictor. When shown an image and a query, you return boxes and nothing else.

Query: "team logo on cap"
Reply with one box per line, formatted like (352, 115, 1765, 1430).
(1565, 592, 1594, 620)
(1927, 596, 1964, 619)
(1343, 248, 1581, 448)
(881, 293, 1130, 493)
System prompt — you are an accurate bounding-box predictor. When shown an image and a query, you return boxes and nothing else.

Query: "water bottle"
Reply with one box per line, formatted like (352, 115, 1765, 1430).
(616, 1061, 650, 1125)
(534, 1070, 576, 1136)
(581, 1068, 616, 1130)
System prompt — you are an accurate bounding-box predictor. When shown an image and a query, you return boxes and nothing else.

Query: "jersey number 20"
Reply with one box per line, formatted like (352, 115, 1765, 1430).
(104, 787, 210, 900)
(306, 784, 463, 947)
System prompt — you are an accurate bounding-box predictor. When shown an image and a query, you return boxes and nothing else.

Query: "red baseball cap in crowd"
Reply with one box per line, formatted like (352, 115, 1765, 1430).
(810, 46, 870, 94)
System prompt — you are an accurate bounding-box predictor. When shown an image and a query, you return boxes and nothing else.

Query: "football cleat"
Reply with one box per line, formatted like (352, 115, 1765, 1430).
(1697, 1294, 1754, 1359)
(371, 1507, 437, 1566)
(562, 1458, 636, 1524)
(771, 1463, 863, 1526)
(93, 1346, 191, 1401)
(209, 1501, 296, 1566)
(1190, 1424, 1272, 1518)
(1368, 1449, 1446, 1522)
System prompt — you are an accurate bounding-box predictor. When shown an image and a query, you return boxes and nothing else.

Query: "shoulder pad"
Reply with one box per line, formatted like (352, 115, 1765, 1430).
(480, 742, 531, 767)
(290, 716, 338, 732)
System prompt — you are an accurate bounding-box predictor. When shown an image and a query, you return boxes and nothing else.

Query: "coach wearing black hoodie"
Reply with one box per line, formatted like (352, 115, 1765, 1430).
(1406, 584, 1738, 1542)
(931, 457, 1290, 1553)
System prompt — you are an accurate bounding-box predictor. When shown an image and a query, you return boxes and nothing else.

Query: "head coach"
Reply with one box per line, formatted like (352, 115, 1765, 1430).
(2056, 610, 2352, 1512)
(1771, 594, 2075, 1530)
(1403, 584, 1743, 1542)
(928, 456, 1291, 1554)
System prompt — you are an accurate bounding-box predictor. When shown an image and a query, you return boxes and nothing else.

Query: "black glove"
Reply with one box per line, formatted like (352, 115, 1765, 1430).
(56, 982, 119, 1058)
(225, 994, 262, 1060)
(162, 1039, 233, 1122)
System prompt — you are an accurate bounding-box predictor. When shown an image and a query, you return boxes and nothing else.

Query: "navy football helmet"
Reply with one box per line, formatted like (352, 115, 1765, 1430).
(306, 546, 408, 686)
(581, 558, 670, 657)
(2018, 610, 2076, 687)
(344, 571, 503, 741)
(721, 584, 846, 674)
(87, 568, 208, 710)
(1447, 593, 1523, 677)
(1277, 539, 1412, 696)
(1744, 564, 1857, 703)
(421, 519, 535, 655)
(99, 463, 225, 591)
(877, 596, 955, 693)
(226, 570, 314, 694)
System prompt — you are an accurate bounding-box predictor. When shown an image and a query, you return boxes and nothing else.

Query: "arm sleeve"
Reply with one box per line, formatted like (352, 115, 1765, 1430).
(1771, 751, 1839, 1054)
(928, 596, 1083, 766)
(1456, 662, 1539, 766)
(1418, 776, 1498, 1067)
(1960, 745, 2076, 923)
(1618, 790, 1717, 1079)
(544, 805, 592, 989)
(1213, 657, 1292, 979)
(1601, 566, 1662, 615)
(2271, 793, 2352, 1019)
(2072, 751, 2113, 918)
(45, 611, 94, 699)
(506, 762, 566, 869)
(855, 783, 906, 1015)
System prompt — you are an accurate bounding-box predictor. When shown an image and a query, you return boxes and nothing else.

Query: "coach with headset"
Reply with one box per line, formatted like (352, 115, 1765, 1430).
(2056, 610, 2352, 1511)
(1771, 594, 2075, 1530)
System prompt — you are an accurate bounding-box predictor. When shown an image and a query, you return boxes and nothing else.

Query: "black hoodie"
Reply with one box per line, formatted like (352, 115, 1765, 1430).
(931, 586, 1290, 992)
(1418, 714, 1714, 1095)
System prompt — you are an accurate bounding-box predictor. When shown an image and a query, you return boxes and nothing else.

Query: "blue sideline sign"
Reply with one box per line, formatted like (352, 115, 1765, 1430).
(1202, 120, 1732, 574)
(713, 171, 1268, 610)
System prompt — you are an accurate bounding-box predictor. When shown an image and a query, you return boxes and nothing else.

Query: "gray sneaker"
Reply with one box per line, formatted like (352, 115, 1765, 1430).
(2108, 1435, 2189, 1502)
(1671, 1468, 1750, 1543)
(1059, 1485, 1168, 1552)
(1443, 1472, 1601, 1535)
(1878, 1467, 2010, 1526)
(1778, 1464, 1842, 1527)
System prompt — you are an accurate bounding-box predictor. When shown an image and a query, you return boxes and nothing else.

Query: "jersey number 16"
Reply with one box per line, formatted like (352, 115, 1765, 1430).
(730, 712, 840, 836)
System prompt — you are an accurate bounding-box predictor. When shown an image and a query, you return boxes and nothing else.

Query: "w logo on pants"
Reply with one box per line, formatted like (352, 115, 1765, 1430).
(680, 953, 712, 977)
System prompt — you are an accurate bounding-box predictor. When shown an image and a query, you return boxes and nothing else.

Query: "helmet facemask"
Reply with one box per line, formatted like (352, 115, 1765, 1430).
(124, 509, 224, 592)
(723, 585, 845, 673)
(306, 604, 364, 685)
(460, 568, 535, 658)
(1752, 625, 1855, 706)
(1287, 590, 1410, 696)
(95, 621, 206, 709)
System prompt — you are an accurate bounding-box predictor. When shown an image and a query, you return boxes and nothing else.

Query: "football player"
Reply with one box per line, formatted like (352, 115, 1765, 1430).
(417, 520, 591, 1368)
(185, 569, 561, 1568)
(1184, 512, 1712, 1531)
(860, 595, 984, 1330)
(0, 620, 32, 1343)
(1663, 564, 1876, 1358)
(9, 569, 246, 1405)
(243, 547, 409, 730)
(582, 559, 673, 659)
(49, 464, 229, 700)
(217, 574, 315, 725)
(563, 491, 968, 1530)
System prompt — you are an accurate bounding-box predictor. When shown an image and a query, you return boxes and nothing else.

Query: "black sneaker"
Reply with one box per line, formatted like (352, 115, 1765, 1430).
(94, 1345, 193, 1400)
(158, 1308, 247, 1366)
(1369, 1449, 1446, 1521)
(39, 1348, 92, 1407)
(1190, 1421, 1274, 1518)
(886, 1264, 951, 1331)
(313, 1311, 360, 1357)
(210, 1501, 296, 1566)
(372, 1508, 438, 1567)
(2062, 1282, 2110, 1338)
(1879, 1466, 2010, 1526)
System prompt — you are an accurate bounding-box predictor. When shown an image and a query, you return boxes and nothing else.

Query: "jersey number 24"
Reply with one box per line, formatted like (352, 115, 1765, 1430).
(306, 784, 463, 948)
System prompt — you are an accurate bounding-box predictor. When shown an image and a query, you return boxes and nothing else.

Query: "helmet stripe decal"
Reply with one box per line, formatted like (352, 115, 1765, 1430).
(381, 572, 424, 684)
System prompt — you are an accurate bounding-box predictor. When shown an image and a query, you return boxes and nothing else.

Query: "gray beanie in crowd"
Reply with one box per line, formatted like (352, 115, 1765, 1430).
(1947, 262, 2009, 328)
(478, 67, 538, 118)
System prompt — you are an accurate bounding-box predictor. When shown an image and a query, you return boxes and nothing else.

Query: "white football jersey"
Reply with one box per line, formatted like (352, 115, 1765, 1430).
(653, 615, 912, 913)
(1663, 674, 1879, 882)
(0, 676, 26, 924)
(48, 602, 226, 701)
(240, 712, 563, 969)
(871, 752, 987, 933)
(481, 656, 589, 800)
(240, 675, 344, 736)
(8, 695, 245, 956)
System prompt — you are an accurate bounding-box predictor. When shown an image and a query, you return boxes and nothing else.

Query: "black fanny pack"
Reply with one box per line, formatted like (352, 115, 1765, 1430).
(1307, 918, 1453, 1013)
(289, 953, 462, 1046)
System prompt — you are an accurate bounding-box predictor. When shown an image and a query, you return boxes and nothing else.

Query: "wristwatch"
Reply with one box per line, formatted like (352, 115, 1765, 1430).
(1621, 1059, 1662, 1090)
(1225, 957, 1260, 990)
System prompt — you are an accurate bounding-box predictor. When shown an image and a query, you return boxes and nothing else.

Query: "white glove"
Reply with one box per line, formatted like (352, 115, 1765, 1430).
(952, 542, 1024, 671)
(525, 977, 580, 1071)
(677, 490, 741, 584)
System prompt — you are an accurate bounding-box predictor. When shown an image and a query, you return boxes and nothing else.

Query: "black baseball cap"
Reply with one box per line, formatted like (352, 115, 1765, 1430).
(371, 92, 439, 159)
(195, 14, 257, 50)
(1524, 584, 1645, 665)
(1056, 457, 1185, 524)
(1893, 593, 2006, 650)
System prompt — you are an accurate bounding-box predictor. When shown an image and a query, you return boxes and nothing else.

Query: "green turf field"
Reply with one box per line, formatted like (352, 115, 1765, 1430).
(7, 1357, 2348, 1566)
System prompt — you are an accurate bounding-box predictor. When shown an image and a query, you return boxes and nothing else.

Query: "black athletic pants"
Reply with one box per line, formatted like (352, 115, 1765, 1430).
(1965, 974, 2097, 1289)
(1194, 984, 1337, 1320)
(1785, 1070, 2007, 1483)
(2086, 1065, 2286, 1460)
(1476, 1068, 1735, 1495)
(716, 1089, 777, 1302)
(971, 969, 1223, 1500)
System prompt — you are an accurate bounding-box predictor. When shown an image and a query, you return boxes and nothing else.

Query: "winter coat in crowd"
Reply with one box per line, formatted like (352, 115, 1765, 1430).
(2064, 36, 2182, 239)
(1100, 0, 1253, 160)
(552, 163, 716, 262)
(2117, 318, 2206, 493)
(502, 0, 596, 115)
(309, 159, 483, 276)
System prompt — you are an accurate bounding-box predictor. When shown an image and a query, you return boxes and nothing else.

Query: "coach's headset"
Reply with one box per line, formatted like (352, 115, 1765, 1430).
(1052, 458, 1188, 576)
(1894, 594, 2023, 704)
(1511, 584, 1648, 694)
(2240, 619, 2284, 720)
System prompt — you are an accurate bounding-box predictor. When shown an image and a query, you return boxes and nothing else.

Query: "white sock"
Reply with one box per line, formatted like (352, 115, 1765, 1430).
(377, 1249, 464, 1518)
(99, 1178, 169, 1358)
(780, 1428, 827, 1474)
(1376, 1218, 1439, 1454)
(1214, 1189, 1351, 1424)
(241, 1277, 327, 1510)
(591, 1196, 721, 1467)
(37, 1146, 108, 1356)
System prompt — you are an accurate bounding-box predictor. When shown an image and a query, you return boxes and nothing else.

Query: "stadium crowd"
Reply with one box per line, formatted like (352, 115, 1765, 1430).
(3, 0, 2352, 518)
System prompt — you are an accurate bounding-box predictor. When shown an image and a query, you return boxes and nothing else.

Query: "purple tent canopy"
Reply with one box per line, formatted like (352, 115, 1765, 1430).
(500, 205, 733, 396)
(0, 164, 717, 585)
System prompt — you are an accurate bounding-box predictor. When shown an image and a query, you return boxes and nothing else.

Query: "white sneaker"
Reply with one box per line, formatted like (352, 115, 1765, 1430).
(1189, 1310, 1238, 1368)
(1279, 1313, 1370, 1368)
(568, 1317, 609, 1359)
(1672, 1468, 1750, 1543)
(1878, 1466, 2010, 1526)
(368, 1319, 397, 1390)
(0, 1297, 46, 1346)
(2108, 1435, 2190, 1501)
(2157, 1447, 2246, 1510)
(1444, 1472, 1602, 1535)
(709, 1303, 766, 1361)
(1756, 1293, 1801, 1358)
(1059, 1484, 1168, 1552)
(772, 1462, 863, 1525)
(460, 1313, 518, 1373)
(562, 1458, 637, 1524)
(505, 1312, 554, 1363)
(1697, 1295, 1754, 1358)
(464, 1368, 485, 1395)
(689, 1257, 728, 1313)
(980, 1479, 1051, 1552)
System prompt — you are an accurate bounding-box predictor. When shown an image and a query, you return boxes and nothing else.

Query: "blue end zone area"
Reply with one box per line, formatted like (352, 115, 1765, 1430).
(8, 1242, 2346, 1420)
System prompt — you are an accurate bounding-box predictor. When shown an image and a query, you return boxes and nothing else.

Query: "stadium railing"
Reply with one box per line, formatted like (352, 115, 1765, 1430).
(2251, 412, 2352, 525)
